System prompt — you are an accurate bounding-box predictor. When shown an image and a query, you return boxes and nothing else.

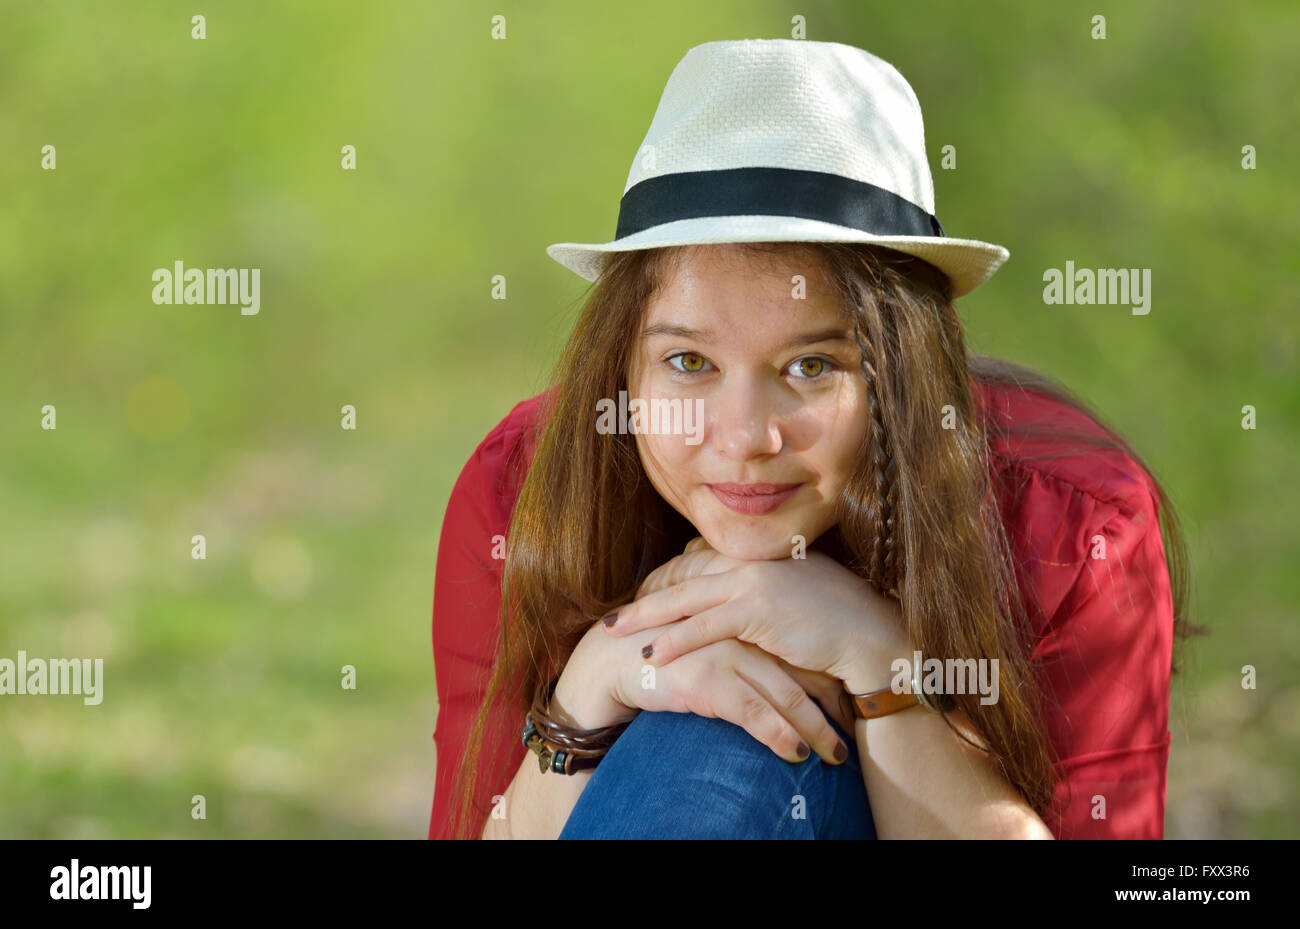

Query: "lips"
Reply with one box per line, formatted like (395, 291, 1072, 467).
(706, 482, 803, 516)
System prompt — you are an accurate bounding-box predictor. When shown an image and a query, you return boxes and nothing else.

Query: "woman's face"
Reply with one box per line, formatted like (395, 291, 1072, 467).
(628, 245, 870, 561)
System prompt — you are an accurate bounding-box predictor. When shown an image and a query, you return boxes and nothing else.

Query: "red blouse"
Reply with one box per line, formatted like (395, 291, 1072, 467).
(428, 378, 1175, 839)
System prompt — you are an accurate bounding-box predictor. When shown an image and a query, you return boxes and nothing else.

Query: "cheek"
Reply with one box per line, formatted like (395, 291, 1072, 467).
(636, 433, 695, 504)
(811, 387, 870, 488)
(630, 370, 697, 504)
(831, 417, 869, 479)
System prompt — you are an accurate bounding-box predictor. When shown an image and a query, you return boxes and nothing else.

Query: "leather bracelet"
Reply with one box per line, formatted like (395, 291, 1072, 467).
(522, 715, 605, 774)
(844, 684, 920, 719)
(531, 676, 631, 749)
(522, 677, 632, 774)
(843, 663, 956, 719)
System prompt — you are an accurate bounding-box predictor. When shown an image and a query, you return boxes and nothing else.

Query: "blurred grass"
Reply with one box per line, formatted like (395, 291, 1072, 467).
(0, 0, 1297, 837)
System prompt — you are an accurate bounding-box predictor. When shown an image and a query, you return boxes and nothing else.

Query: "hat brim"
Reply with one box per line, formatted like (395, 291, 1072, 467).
(546, 215, 1009, 299)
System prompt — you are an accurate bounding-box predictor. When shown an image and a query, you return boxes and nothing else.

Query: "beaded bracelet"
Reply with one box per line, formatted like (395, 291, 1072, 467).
(521, 677, 632, 775)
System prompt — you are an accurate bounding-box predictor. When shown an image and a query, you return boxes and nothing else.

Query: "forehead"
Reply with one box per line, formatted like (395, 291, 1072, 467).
(644, 244, 845, 330)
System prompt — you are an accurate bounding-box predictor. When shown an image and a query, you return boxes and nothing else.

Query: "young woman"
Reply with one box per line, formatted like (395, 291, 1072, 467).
(428, 39, 1198, 840)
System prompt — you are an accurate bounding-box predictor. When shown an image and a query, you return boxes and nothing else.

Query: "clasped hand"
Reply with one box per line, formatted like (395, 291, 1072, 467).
(602, 536, 910, 735)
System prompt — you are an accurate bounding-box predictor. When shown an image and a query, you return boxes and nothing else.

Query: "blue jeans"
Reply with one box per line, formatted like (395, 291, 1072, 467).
(558, 709, 876, 839)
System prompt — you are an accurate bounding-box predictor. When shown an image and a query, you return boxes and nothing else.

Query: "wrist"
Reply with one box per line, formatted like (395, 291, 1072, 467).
(841, 629, 913, 696)
(553, 653, 636, 730)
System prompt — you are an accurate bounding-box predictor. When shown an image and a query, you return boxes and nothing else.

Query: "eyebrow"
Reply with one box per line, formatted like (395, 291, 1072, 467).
(641, 323, 853, 349)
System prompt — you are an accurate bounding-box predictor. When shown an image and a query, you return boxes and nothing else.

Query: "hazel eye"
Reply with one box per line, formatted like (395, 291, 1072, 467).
(788, 356, 832, 378)
(667, 352, 710, 373)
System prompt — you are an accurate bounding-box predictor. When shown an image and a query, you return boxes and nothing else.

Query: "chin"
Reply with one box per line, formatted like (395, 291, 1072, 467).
(703, 524, 805, 561)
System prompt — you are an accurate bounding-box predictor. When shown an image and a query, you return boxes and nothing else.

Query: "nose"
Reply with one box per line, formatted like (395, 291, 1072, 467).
(709, 373, 785, 460)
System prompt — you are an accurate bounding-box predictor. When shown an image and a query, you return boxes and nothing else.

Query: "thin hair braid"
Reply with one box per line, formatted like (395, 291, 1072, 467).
(854, 323, 902, 601)
(852, 299, 996, 758)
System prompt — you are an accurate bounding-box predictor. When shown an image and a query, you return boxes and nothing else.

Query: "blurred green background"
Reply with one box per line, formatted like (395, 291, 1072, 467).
(1, 0, 1296, 838)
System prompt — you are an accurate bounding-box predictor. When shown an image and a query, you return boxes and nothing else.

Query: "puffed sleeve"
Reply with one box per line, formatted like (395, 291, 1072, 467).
(428, 403, 538, 839)
(1028, 477, 1175, 839)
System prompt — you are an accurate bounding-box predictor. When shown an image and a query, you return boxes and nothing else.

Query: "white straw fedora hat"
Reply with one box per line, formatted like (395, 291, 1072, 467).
(547, 38, 1009, 298)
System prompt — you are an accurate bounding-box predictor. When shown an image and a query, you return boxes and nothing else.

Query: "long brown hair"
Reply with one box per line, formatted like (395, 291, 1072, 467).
(446, 242, 1202, 839)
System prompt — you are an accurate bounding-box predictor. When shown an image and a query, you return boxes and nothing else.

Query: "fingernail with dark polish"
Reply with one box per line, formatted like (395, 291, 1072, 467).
(641, 644, 653, 659)
(833, 741, 848, 763)
(602, 611, 619, 627)
(796, 742, 810, 760)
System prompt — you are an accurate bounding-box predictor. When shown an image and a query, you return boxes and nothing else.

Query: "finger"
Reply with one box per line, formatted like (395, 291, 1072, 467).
(636, 555, 677, 600)
(780, 663, 856, 733)
(608, 573, 734, 636)
(703, 674, 810, 764)
(637, 553, 707, 602)
(640, 600, 750, 666)
(636, 546, 731, 599)
(732, 650, 848, 765)
(683, 536, 712, 554)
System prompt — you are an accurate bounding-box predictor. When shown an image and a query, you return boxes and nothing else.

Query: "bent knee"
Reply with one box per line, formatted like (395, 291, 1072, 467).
(560, 711, 823, 839)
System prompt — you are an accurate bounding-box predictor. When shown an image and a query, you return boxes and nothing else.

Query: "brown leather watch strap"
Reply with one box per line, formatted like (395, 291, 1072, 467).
(845, 685, 922, 719)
